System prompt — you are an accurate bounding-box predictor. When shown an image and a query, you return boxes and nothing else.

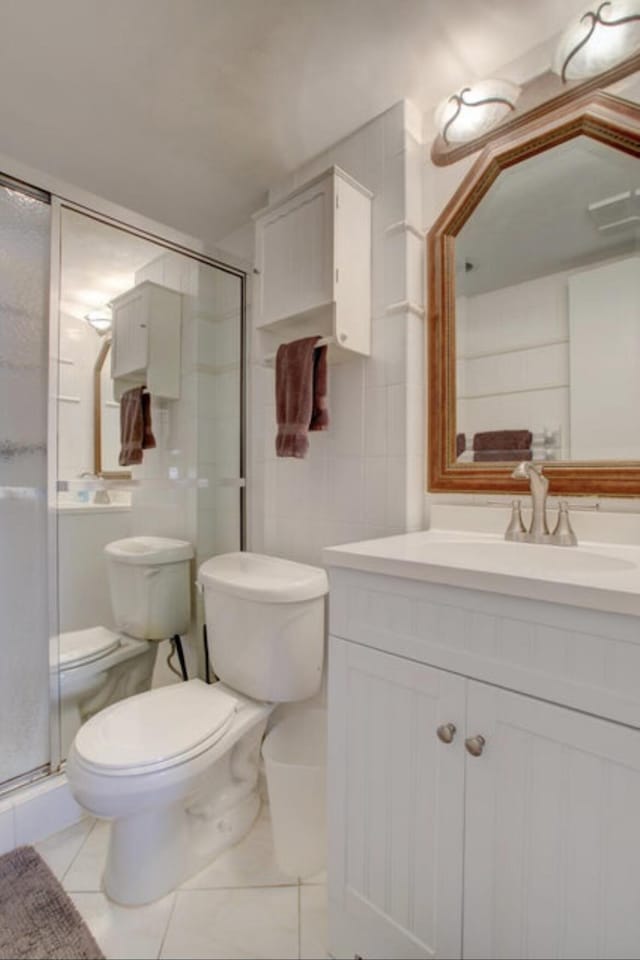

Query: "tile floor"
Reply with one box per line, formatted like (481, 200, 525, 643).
(34, 804, 328, 960)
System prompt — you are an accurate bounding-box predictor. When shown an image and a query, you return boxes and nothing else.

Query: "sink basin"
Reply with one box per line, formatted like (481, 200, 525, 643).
(324, 528, 640, 617)
(421, 540, 636, 576)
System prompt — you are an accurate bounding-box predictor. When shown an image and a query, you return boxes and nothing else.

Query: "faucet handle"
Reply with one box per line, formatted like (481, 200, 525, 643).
(552, 500, 578, 546)
(505, 499, 527, 542)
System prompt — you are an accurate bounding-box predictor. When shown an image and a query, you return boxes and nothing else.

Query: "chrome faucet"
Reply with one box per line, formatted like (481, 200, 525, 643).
(509, 461, 578, 546)
(511, 461, 550, 543)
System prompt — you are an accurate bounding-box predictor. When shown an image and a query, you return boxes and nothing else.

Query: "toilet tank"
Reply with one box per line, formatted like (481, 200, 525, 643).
(198, 552, 329, 702)
(105, 537, 194, 640)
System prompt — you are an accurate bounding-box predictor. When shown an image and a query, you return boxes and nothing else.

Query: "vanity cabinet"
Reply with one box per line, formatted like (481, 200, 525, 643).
(253, 166, 371, 357)
(327, 566, 640, 960)
(110, 280, 182, 400)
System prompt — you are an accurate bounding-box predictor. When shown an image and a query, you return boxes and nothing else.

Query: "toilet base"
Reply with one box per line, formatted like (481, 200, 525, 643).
(104, 790, 261, 906)
(101, 716, 269, 906)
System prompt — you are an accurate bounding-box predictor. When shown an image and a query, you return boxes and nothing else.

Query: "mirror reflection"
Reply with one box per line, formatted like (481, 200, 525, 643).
(56, 209, 243, 760)
(455, 135, 640, 464)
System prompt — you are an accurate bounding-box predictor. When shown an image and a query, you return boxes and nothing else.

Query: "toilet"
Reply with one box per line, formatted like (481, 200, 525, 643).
(58, 536, 194, 756)
(66, 551, 328, 906)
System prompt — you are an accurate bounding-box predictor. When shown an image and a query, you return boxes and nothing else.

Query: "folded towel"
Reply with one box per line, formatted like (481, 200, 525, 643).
(474, 449, 533, 462)
(473, 430, 532, 452)
(275, 337, 329, 458)
(119, 386, 156, 467)
(456, 432, 466, 458)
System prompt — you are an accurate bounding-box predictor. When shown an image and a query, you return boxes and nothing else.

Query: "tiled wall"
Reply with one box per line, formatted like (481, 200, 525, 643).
(242, 100, 426, 566)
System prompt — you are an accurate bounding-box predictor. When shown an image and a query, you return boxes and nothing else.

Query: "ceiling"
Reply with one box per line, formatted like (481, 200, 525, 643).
(0, 0, 589, 245)
(59, 208, 160, 322)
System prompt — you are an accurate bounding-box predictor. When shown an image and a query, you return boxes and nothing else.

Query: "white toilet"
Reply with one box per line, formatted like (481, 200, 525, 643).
(58, 536, 194, 756)
(66, 551, 328, 906)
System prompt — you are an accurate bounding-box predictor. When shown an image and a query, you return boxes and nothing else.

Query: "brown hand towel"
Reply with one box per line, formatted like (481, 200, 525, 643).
(473, 449, 533, 462)
(473, 429, 532, 452)
(456, 432, 466, 458)
(119, 386, 156, 467)
(275, 337, 329, 458)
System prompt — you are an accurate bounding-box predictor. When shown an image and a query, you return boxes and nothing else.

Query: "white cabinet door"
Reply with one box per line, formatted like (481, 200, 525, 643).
(257, 177, 333, 326)
(111, 289, 148, 378)
(328, 637, 466, 960)
(463, 682, 640, 959)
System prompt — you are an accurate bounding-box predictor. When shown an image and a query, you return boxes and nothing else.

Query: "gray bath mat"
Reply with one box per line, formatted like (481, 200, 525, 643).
(0, 845, 104, 959)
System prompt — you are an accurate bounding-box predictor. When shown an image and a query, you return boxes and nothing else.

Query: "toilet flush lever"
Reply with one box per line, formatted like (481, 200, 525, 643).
(436, 723, 457, 744)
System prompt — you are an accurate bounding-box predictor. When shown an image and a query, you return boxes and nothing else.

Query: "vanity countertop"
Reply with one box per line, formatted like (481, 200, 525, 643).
(323, 529, 640, 617)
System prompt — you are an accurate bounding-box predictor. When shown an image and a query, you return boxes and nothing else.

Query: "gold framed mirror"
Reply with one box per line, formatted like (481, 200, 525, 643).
(93, 338, 131, 480)
(427, 89, 640, 496)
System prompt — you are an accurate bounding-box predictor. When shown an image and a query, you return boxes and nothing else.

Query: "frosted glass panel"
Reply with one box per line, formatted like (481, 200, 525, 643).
(0, 183, 51, 786)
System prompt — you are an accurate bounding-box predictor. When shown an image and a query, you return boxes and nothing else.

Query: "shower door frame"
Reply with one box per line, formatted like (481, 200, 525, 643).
(0, 156, 248, 785)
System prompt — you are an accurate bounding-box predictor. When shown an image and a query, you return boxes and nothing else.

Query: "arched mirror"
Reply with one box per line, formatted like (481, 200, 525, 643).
(93, 338, 130, 479)
(428, 91, 640, 495)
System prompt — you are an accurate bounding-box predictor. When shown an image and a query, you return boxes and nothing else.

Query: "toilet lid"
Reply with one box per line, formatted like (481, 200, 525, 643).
(73, 679, 239, 773)
(59, 627, 121, 669)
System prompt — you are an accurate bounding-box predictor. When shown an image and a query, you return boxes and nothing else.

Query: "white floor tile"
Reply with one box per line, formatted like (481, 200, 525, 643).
(34, 817, 94, 880)
(300, 885, 328, 960)
(63, 818, 111, 891)
(160, 887, 299, 960)
(70, 891, 176, 960)
(181, 807, 292, 890)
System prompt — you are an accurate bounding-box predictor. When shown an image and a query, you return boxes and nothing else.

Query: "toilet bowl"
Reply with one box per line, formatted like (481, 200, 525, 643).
(58, 627, 155, 757)
(66, 552, 329, 906)
(58, 536, 194, 756)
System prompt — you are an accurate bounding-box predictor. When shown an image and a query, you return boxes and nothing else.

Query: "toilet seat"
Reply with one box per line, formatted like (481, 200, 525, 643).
(59, 626, 121, 669)
(73, 680, 240, 776)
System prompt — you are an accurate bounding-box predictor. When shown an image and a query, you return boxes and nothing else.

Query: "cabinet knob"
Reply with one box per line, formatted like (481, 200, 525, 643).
(464, 735, 486, 757)
(436, 723, 457, 744)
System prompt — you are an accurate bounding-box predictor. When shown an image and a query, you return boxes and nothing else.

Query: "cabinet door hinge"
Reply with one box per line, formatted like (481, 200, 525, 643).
(335, 267, 339, 283)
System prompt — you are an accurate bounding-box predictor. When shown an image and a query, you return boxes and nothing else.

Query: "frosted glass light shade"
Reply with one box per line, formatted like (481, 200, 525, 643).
(434, 79, 521, 145)
(553, 0, 640, 81)
(85, 308, 112, 335)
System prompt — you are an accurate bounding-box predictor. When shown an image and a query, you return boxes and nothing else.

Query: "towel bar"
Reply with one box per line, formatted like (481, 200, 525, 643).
(261, 336, 335, 367)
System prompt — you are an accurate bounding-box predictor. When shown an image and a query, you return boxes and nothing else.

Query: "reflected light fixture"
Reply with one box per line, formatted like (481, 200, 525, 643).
(84, 307, 112, 335)
(553, 0, 640, 82)
(434, 79, 521, 145)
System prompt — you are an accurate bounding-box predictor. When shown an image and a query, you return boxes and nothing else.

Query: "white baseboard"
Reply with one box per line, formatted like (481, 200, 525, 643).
(0, 772, 84, 854)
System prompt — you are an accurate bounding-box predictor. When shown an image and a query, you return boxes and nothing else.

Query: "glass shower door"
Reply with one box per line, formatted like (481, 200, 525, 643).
(0, 179, 51, 788)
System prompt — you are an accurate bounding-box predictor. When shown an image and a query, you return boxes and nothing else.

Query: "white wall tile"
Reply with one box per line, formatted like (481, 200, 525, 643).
(364, 387, 387, 458)
(237, 100, 427, 563)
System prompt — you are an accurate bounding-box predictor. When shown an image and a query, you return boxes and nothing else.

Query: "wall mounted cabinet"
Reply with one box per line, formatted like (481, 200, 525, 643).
(253, 166, 371, 360)
(110, 280, 182, 400)
(327, 566, 640, 959)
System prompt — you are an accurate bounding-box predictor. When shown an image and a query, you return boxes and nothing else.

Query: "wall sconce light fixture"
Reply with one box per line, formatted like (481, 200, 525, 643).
(553, 1, 640, 82)
(432, 0, 640, 164)
(434, 79, 521, 145)
(84, 307, 112, 335)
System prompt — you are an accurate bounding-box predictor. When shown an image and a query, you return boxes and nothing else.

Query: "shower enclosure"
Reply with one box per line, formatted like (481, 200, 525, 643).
(0, 177, 52, 789)
(0, 176, 246, 793)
